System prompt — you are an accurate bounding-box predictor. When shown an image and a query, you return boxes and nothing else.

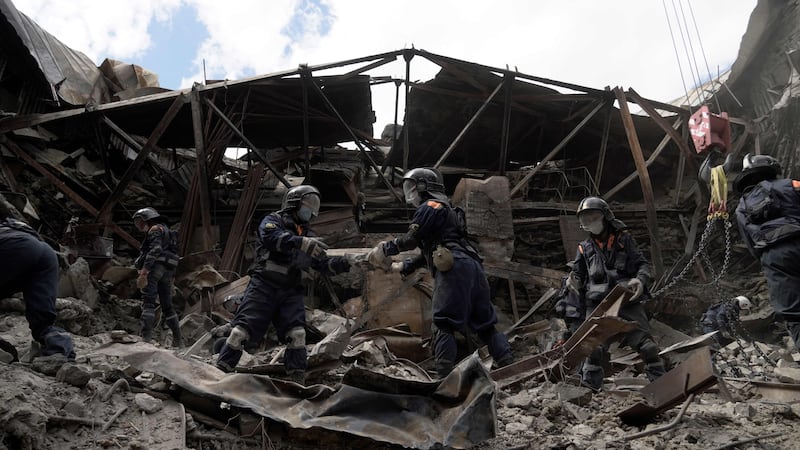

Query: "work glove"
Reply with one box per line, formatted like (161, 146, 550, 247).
(566, 272, 583, 293)
(136, 270, 149, 289)
(211, 323, 232, 338)
(299, 237, 328, 259)
(624, 278, 644, 301)
(390, 262, 404, 273)
(366, 242, 392, 271)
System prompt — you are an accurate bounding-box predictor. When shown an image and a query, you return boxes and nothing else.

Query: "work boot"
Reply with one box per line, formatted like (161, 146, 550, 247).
(285, 369, 306, 385)
(140, 311, 155, 343)
(165, 315, 182, 348)
(495, 353, 514, 369)
(581, 362, 604, 391)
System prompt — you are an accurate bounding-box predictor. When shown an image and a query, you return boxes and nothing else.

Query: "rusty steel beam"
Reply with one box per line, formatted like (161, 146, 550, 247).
(219, 163, 265, 276)
(594, 96, 613, 191)
(627, 88, 697, 169)
(302, 66, 403, 204)
(433, 81, 504, 169)
(508, 100, 605, 198)
(618, 348, 716, 426)
(613, 87, 664, 279)
(202, 97, 290, 187)
(337, 56, 397, 81)
(96, 94, 186, 224)
(603, 117, 682, 200)
(499, 73, 514, 175)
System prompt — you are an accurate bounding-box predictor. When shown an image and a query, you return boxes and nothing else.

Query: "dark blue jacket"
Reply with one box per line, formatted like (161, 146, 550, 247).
(736, 178, 800, 258)
(135, 222, 178, 271)
(384, 199, 479, 272)
(572, 224, 652, 304)
(251, 210, 349, 285)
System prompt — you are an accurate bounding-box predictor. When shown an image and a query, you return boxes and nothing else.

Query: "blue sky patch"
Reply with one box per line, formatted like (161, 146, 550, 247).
(281, 0, 334, 57)
(131, 4, 208, 90)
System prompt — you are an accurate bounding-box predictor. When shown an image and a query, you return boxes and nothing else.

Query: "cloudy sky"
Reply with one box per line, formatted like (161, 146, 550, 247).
(13, 0, 757, 135)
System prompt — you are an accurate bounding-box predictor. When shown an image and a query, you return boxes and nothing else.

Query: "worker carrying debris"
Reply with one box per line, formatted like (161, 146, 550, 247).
(700, 295, 751, 346)
(215, 185, 353, 384)
(566, 196, 665, 390)
(132, 207, 181, 347)
(0, 196, 75, 363)
(366, 167, 513, 378)
(734, 153, 800, 351)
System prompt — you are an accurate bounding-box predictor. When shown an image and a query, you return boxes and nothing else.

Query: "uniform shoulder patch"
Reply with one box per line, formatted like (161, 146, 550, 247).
(426, 200, 442, 209)
(263, 222, 277, 229)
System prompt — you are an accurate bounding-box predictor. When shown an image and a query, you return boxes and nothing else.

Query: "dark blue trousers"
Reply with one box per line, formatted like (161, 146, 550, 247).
(761, 241, 800, 349)
(432, 253, 511, 374)
(0, 232, 74, 359)
(217, 275, 306, 371)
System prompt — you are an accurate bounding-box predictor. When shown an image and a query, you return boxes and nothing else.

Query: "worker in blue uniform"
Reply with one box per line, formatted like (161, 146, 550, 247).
(734, 153, 800, 350)
(216, 185, 352, 384)
(132, 207, 181, 346)
(366, 168, 513, 378)
(0, 206, 74, 362)
(566, 196, 665, 390)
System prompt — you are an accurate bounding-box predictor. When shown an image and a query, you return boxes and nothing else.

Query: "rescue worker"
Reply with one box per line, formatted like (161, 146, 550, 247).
(215, 185, 352, 384)
(132, 207, 181, 346)
(366, 168, 513, 378)
(734, 153, 800, 350)
(700, 295, 751, 346)
(566, 196, 665, 390)
(0, 205, 75, 363)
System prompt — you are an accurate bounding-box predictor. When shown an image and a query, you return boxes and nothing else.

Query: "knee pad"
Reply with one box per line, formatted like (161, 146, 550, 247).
(225, 325, 249, 351)
(286, 326, 306, 349)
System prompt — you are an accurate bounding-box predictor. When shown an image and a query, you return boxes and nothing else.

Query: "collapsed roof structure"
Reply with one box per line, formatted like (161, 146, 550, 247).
(2, 0, 800, 448)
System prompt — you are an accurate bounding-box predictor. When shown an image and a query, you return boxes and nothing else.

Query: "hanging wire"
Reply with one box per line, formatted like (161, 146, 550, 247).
(677, 0, 709, 104)
(687, 0, 723, 113)
(670, 0, 706, 106)
(662, 0, 694, 113)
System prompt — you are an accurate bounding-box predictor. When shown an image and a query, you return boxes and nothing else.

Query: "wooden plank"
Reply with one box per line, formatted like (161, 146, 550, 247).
(613, 87, 664, 279)
(627, 88, 696, 164)
(483, 260, 566, 288)
(505, 288, 557, 334)
(189, 87, 214, 252)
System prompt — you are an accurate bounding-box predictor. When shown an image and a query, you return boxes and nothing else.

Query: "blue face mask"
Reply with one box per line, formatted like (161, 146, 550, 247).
(297, 206, 314, 223)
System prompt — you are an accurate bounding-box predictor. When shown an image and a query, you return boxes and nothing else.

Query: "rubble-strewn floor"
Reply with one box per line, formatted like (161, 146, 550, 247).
(4, 279, 800, 450)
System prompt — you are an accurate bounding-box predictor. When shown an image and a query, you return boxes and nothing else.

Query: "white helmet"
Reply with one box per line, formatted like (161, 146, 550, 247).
(735, 295, 752, 310)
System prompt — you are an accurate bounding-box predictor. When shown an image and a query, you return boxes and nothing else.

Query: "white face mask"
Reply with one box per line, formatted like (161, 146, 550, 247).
(403, 180, 422, 207)
(579, 210, 605, 235)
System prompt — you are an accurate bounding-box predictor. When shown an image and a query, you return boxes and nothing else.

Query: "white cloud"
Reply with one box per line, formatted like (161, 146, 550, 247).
(13, 0, 182, 61)
(11, 0, 757, 134)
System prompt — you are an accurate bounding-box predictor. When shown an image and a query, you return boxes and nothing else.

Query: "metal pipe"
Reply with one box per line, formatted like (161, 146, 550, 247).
(622, 393, 695, 441)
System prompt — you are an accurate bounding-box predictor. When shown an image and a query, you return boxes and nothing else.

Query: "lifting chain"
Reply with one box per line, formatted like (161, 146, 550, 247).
(651, 216, 732, 298)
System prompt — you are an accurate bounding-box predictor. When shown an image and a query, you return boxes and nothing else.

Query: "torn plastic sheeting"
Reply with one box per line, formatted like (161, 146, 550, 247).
(93, 343, 497, 449)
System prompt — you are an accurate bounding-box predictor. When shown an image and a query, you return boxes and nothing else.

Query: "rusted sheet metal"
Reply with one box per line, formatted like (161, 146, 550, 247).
(748, 380, 800, 402)
(618, 348, 717, 426)
(493, 286, 636, 386)
(94, 343, 497, 449)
